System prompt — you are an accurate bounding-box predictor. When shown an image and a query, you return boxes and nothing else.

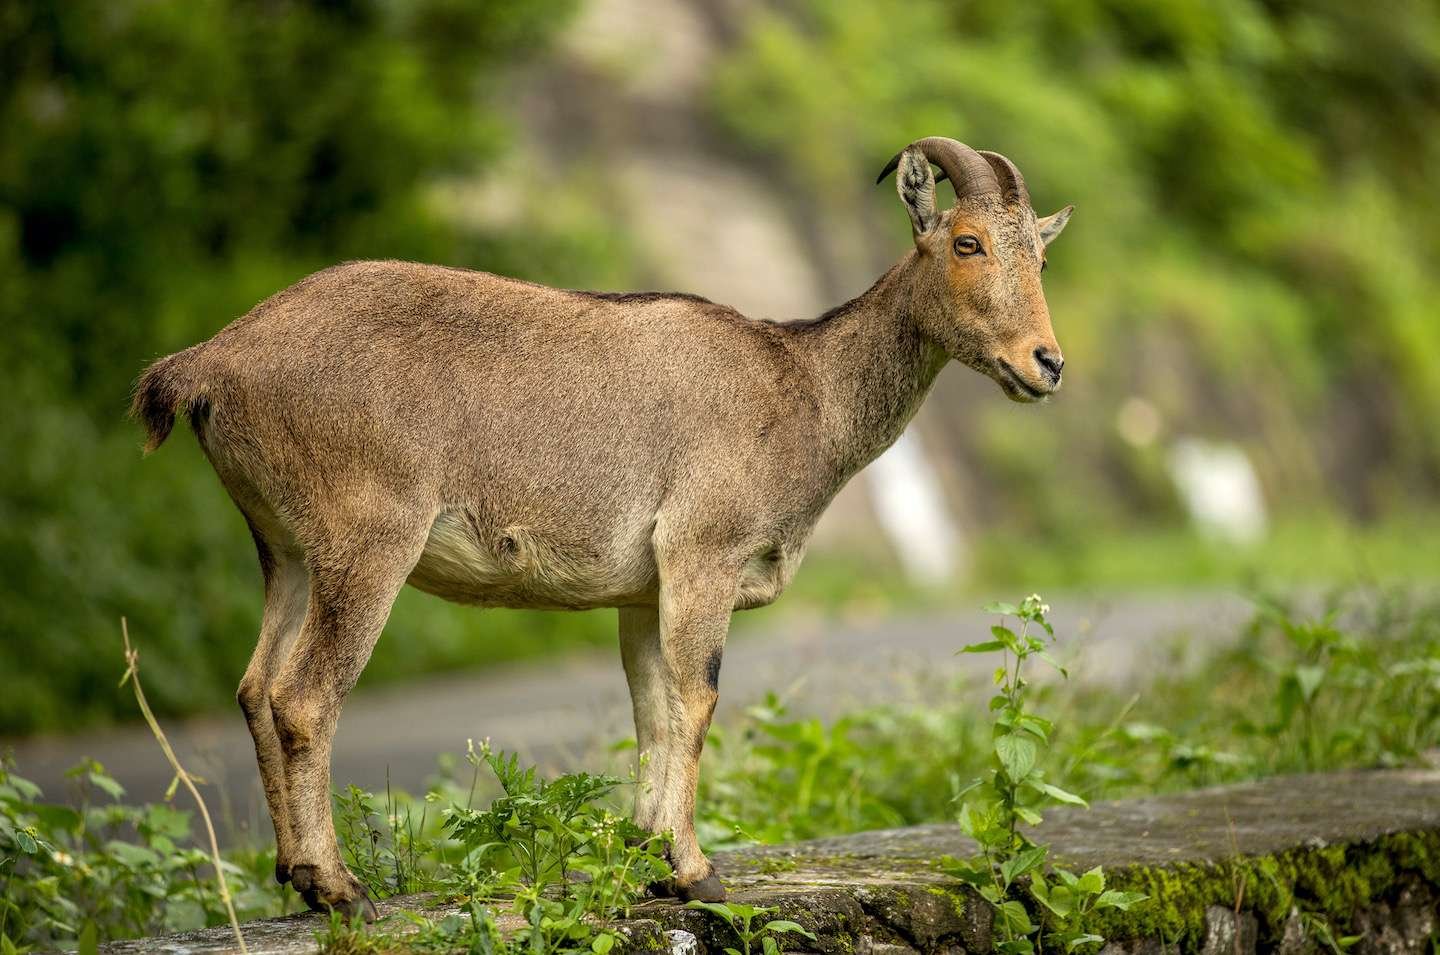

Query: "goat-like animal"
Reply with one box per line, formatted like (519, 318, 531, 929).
(132, 137, 1072, 916)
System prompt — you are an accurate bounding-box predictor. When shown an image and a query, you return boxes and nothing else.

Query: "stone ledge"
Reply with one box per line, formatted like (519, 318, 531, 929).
(99, 767, 1440, 955)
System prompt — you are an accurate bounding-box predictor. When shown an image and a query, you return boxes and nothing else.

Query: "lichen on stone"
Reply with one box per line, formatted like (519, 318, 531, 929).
(1083, 831, 1440, 951)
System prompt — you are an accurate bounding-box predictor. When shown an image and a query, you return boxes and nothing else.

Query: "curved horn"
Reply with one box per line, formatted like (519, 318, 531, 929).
(875, 136, 1000, 202)
(978, 150, 1029, 208)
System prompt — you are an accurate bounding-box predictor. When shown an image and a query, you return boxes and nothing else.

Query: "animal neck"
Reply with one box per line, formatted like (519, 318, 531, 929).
(789, 253, 947, 475)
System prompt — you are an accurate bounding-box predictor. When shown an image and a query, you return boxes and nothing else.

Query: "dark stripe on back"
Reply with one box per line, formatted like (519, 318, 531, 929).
(572, 290, 716, 306)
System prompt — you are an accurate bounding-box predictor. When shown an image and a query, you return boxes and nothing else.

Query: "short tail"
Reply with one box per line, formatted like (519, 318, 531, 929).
(130, 345, 208, 453)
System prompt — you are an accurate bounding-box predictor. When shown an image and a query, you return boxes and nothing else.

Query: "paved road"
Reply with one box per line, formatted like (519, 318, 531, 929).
(5, 591, 1253, 837)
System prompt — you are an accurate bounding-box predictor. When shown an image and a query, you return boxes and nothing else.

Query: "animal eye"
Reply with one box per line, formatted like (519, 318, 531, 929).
(953, 235, 983, 257)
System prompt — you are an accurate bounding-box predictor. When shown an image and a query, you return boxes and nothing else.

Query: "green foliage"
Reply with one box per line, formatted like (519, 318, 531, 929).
(1297, 911, 1361, 955)
(1057, 590, 1440, 797)
(4, 590, 1439, 950)
(0, 0, 633, 735)
(1030, 868, 1146, 953)
(702, 591, 1435, 948)
(0, 756, 283, 952)
(969, 513, 1440, 594)
(334, 780, 437, 901)
(698, 702, 911, 848)
(1240, 597, 1440, 772)
(320, 739, 671, 954)
(703, 590, 1440, 842)
(440, 740, 670, 913)
(683, 900, 817, 955)
(4, 0, 567, 401)
(709, 0, 1440, 547)
(0, 740, 668, 951)
(939, 595, 1147, 954)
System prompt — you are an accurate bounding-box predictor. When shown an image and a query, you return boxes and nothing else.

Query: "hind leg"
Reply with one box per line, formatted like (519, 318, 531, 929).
(620, 605, 679, 895)
(235, 521, 309, 886)
(619, 605, 669, 831)
(268, 515, 429, 919)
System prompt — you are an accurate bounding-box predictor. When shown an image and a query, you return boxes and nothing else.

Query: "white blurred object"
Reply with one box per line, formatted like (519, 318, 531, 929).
(1166, 438, 1268, 545)
(1116, 396, 1162, 447)
(865, 429, 964, 584)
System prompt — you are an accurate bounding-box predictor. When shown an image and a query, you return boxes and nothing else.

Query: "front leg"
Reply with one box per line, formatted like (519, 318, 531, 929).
(651, 559, 737, 903)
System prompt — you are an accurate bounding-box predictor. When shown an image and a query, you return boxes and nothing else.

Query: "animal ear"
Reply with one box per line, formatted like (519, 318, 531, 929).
(1038, 205, 1073, 247)
(895, 145, 939, 237)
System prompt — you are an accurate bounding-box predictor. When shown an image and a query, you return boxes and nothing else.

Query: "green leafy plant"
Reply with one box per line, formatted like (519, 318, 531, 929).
(440, 739, 670, 904)
(698, 696, 911, 848)
(1030, 866, 1146, 953)
(0, 756, 283, 952)
(1297, 910, 1362, 955)
(334, 778, 437, 900)
(324, 740, 670, 954)
(1244, 601, 1396, 772)
(942, 595, 1144, 954)
(684, 900, 817, 955)
(0, 620, 289, 952)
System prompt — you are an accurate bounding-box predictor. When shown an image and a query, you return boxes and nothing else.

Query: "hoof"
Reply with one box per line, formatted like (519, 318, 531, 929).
(275, 862, 292, 885)
(290, 864, 378, 922)
(317, 890, 378, 923)
(646, 879, 678, 899)
(289, 863, 316, 893)
(676, 874, 726, 903)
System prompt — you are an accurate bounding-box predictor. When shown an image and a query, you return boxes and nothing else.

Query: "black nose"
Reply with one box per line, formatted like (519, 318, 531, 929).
(1034, 347, 1064, 384)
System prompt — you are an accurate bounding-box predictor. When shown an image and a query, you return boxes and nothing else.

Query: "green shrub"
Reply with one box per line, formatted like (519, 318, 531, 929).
(0, 758, 284, 951)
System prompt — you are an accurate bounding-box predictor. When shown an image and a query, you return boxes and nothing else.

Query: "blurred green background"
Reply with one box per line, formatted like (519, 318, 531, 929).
(3, 0, 1438, 734)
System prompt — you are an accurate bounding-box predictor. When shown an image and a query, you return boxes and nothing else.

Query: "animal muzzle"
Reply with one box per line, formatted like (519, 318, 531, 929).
(994, 343, 1064, 403)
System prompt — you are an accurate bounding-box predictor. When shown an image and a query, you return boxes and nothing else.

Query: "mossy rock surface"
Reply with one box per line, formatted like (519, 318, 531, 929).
(100, 767, 1440, 955)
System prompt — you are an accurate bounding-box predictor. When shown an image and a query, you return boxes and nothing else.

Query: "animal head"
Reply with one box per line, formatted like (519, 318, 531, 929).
(878, 137, 1072, 403)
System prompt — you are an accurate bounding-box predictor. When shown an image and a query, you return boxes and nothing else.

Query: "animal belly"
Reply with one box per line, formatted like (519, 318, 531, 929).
(735, 542, 804, 610)
(407, 510, 654, 610)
